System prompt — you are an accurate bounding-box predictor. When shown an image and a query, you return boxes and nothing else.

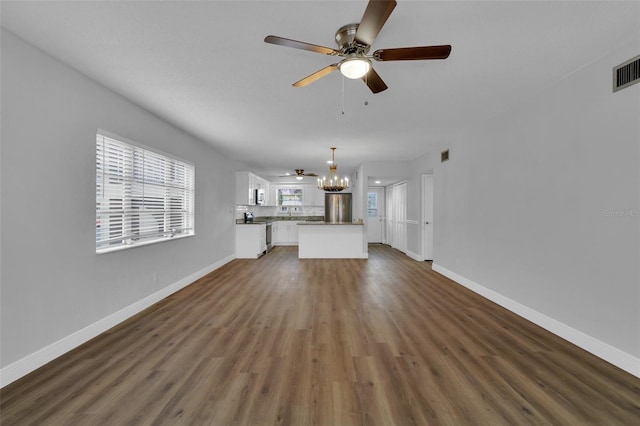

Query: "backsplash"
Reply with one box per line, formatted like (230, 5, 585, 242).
(236, 205, 324, 220)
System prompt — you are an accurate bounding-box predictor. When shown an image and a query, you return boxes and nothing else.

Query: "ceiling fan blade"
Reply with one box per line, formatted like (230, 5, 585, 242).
(280, 171, 318, 177)
(354, 0, 397, 46)
(373, 45, 452, 61)
(361, 67, 388, 94)
(264, 35, 339, 56)
(293, 64, 339, 87)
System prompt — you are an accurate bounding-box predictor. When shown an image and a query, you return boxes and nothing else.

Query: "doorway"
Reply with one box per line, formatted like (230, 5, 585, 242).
(385, 181, 407, 253)
(367, 187, 384, 243)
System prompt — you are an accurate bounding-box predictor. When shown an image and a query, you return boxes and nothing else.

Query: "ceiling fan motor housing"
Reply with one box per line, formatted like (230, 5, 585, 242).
(335, 23, 370, 55)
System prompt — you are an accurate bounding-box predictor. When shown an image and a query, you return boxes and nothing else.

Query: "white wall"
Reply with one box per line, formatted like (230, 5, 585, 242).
(349, 164, 367, 255)
(349, 164, 365, 224)
(431, 38, 639, 369)
(0, 30, 239, 381)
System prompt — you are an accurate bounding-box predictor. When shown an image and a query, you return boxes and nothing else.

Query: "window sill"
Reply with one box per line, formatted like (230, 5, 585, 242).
(96, 233, 195, 255)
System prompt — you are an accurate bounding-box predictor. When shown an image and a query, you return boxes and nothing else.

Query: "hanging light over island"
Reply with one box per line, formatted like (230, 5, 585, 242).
(318, 147, 349, 192)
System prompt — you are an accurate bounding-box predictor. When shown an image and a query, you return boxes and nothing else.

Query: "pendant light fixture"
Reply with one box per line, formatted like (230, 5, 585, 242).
(318, 147, 349, 192)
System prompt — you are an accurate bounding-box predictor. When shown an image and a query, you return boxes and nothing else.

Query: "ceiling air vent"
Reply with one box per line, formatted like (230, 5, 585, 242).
(613, 55, 639, 92)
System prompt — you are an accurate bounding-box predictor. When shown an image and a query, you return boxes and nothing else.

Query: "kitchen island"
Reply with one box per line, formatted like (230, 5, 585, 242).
(297, 221, 367, 259)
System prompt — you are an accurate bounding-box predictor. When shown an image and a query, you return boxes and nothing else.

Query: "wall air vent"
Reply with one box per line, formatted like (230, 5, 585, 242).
(441, 149, 449, 162)
(613, 55, 640, 92)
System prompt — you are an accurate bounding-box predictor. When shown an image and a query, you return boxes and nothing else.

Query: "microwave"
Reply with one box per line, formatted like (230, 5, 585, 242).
(255, 189, 265, 205)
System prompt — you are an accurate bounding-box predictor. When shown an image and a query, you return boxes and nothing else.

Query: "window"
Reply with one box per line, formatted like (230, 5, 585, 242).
(96, 131, 194, 253)
(367, 191, 378, 217)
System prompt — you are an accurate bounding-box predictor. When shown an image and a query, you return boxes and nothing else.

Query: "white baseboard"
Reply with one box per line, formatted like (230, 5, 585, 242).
(432, 263, 640, 378)
(405, 249, 423, 262)
(0, 255, 235, 388)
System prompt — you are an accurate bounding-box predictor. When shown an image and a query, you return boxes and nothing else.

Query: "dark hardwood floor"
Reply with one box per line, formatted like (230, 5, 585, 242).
(1, 245, 639, 425)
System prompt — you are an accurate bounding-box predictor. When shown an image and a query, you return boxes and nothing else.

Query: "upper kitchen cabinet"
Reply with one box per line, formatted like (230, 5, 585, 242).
(236, 171, 255, 205)
(261, 180, 273, 206)
(238, 174, 324, 207)
(236, 171, 273, 206)
(235, 172, 266, 205)
(304, 185, 325, 207)
(255, 176, 273, 206)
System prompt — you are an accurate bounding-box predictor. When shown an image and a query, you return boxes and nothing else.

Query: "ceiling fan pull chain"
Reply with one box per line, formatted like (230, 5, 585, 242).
(341, 74, 345, 115)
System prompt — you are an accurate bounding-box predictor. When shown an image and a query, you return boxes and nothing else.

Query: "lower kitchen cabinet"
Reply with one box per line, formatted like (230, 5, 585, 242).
(236, 224, 266, 258)
(272, 221, 299, 245)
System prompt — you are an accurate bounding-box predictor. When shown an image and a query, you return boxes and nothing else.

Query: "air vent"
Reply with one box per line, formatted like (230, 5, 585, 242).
(613, 55, 640, 92)
(441, 149, 449, 162)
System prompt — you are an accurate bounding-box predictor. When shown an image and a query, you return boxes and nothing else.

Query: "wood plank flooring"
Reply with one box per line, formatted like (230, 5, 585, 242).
(1, 245, 639, 425)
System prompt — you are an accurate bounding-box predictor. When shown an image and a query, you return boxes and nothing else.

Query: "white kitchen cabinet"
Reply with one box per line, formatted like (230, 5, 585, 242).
(235, 224, 267, 258)
(304, 185, 325, 207)
(270, 185, 279, 209)
(272, 221, 299, 245)
(317, 188, 327, 207)
(237, 172, 273, 206)
(258, 178, 274, 206)
(272, 221, 284, 244)
(236, 171, 256, 205)
(289, 222, 299, 242)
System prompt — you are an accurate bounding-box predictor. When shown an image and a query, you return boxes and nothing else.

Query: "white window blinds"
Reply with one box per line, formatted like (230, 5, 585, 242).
(96, 132, 194, 253)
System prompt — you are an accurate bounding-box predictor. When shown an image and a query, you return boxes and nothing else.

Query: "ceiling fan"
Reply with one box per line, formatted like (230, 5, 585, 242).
(280, 169, 319, 180)
(264, 0, 451, 94)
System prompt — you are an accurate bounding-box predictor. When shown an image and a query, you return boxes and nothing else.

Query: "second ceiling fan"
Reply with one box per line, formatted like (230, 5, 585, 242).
(264, 0, 451, 94)
(279, 169, 319, 179)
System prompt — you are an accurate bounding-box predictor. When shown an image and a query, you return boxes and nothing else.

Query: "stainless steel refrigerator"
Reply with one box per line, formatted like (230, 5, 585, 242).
(324, 193, 352, 223)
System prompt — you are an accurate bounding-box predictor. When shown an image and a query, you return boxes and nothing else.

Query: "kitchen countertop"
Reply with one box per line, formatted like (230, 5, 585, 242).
(259, 216, 323, 222)
(297, 221, 364, 225)
(236, 216, 323, 224)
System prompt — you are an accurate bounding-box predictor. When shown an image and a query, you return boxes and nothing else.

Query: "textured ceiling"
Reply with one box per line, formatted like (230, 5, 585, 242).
(2, 0, 638, 179)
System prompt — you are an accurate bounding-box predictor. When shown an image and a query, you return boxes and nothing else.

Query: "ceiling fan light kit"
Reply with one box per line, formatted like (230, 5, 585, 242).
(339, 57, 371, 79)
(264, 0, 451, 93)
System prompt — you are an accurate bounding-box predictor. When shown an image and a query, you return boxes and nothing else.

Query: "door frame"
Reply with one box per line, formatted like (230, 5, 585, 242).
(385, 185, 394, 247)
(421, 173, 434, 261)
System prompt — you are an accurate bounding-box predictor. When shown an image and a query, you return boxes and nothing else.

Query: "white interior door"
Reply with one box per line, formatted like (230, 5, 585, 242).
(367, 188, 384, 243)
(422, 174, 434, 261)
(392, 182, 407, 253)
(385, 185, 394, 246)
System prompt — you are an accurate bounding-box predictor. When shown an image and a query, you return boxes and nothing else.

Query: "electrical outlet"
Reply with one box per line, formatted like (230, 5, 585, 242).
(153, 272, 159, 283)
